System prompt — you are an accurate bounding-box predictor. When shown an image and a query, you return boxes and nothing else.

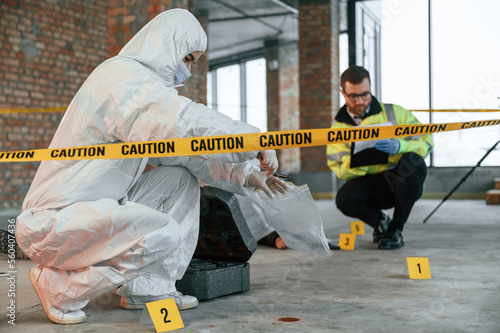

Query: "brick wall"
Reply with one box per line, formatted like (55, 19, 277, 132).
(107, 0, 150, 57)
(279, 45, 300, 173)
(1, 0, 209, 208)
(182, 7, 209, 105)
(106, 0, 208, 103)
(0, 0, 108, 209)
(266, 41, 280, 130)
(298, 0, 340, 173)
(266, 42, 300, 173)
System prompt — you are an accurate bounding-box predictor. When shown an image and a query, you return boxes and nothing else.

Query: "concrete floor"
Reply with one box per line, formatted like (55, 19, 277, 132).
(1, 199, 499, 333)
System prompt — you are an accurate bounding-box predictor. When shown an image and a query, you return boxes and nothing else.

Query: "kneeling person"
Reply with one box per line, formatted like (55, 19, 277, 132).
(327, 66, 433, 249)
(16, 9, 287, 325)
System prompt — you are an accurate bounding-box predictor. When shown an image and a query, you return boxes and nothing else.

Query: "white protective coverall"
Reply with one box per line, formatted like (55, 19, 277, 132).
(16, 9, 263, 311)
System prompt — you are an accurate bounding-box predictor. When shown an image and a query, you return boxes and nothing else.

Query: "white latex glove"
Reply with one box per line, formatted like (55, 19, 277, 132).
(257, 150, 279, 176)
(245, 171, 290, 198)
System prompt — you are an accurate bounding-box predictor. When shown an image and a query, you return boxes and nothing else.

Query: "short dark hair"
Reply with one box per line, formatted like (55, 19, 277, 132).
(340, 66, 371, 90)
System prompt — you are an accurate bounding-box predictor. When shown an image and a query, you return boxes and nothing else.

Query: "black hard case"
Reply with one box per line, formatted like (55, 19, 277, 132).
(175, 186, 258, 301)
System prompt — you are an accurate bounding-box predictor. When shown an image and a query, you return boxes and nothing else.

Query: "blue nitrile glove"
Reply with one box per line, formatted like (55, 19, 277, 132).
(374, 139, 400, 154)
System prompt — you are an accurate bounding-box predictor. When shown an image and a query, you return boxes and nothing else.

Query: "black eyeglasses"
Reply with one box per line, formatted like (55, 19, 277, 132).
(344, 91, 371, 101)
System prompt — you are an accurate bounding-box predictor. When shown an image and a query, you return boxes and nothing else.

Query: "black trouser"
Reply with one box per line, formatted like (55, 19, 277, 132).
(336, 153, 427, 231)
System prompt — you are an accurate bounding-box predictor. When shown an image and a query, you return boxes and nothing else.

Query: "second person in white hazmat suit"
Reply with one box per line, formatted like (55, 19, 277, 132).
(16, 9, 287, 325)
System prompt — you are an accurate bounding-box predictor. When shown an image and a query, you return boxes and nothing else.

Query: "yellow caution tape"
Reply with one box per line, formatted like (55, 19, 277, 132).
(412, 109, 500, 113)
(0, 107, 67, 114)
(1, 107, 498, 114)
(1, 119, 499, 163)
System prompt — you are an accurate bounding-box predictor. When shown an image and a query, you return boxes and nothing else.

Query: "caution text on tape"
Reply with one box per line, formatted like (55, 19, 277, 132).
(1, 119, 499, 162)
(2, 107, 499, 114)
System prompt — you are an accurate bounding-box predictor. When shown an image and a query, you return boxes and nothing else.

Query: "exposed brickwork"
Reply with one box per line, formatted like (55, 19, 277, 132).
(1, 0, 208, 208)
(0, 0, 108, 209)
(266, 42, 300, 173)
(279, 45, 300, 173)
(298, 0, 340, 172)
(182, 7, 209, 105)
(266, 41, 280, 131)
(1, 1, 108, 108)
(107, 0, 149, 56)
(106, 0, 208, 103)
(106, 0, 190, 57)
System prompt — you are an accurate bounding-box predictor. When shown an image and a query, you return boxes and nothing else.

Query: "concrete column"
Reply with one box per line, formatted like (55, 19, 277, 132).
(266, 40, 300, 173)
(297, 0, 340, 198)
(266, 40, 280, 133)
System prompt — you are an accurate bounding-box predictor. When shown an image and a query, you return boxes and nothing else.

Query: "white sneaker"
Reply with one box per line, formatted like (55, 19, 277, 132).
(120, 291, 199, 310)
(29, 265, 86, 324)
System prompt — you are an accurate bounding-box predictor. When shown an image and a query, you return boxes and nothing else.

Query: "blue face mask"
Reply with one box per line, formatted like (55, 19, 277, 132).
(174, 61, 191, 84)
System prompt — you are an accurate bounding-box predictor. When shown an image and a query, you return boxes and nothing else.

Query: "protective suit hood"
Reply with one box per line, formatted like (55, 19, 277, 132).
(20, 8, 258, 213)
(118, 9, 207, 86)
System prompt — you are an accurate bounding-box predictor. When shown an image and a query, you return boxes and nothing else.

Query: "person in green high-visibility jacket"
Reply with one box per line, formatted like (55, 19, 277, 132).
(326, 66, 434, 250)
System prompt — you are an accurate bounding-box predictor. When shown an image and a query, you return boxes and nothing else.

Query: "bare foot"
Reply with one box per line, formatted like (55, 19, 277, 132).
(274, 236, 287, 250)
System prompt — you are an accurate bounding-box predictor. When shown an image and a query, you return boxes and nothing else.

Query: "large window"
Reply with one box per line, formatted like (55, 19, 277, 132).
(245, 58, 267, 132)
(340, 2, 381, 107)
(215, 64, 241, 121)
(207, 57, 267, 132)
(430, 0, 500, 166)
(379, 0, 429, 110)
(377, 0, 500, 166)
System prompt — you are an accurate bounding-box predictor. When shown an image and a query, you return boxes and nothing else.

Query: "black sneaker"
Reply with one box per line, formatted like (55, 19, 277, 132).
(377, 229, 404, 250)
(372, 213, 391, 243)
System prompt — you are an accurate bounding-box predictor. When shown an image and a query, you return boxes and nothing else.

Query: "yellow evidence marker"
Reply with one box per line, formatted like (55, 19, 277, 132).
(350, 221, 365, 235)
(146, 298, 184, 332)
(338, 233, 356, 250)
(406, 257, 432, 279)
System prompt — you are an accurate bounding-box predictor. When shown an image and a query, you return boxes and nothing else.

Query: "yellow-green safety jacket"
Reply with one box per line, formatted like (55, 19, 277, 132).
(326, 96, 434, 181)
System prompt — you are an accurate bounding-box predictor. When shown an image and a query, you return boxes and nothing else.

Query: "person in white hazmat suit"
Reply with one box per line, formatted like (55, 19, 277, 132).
(15, 9, 288, 325)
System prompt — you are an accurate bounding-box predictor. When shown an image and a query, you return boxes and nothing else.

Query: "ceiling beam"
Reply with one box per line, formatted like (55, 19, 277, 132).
(209, 12, 294, 23)
(209, 39, 298, 69)
(271, 0, 299, 15)
(210, 0, 283, 33)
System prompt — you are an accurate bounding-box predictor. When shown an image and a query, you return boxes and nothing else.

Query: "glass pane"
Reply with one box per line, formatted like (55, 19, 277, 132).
(412, 111, 430, 125)
(207, 71, 213, 110)
(216, 65, 241, 121)
(361, 9, 379, 96)
(432, 112, 500, 167)
(245, 58, 267, 132)
(432, 0, 500, 110)
(431, 0, 500, 166)
(379, 0, 429, 110)
(339, 33, 348, 107)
